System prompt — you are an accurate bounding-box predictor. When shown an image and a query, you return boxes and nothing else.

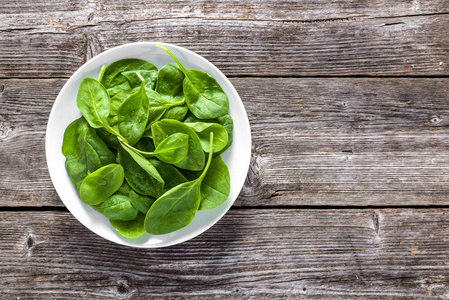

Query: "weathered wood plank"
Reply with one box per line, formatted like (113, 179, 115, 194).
(2, 0, 448, 29)
(1, 78, 449, 207)
(1, 15, 448, 77)
(1, 209, 449, 298)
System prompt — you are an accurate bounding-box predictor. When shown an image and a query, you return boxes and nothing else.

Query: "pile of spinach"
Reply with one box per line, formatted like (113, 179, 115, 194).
(62, 45, 232, 238)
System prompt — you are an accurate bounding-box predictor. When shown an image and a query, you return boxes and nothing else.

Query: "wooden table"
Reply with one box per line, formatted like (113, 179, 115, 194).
(1, 1, 449, 298)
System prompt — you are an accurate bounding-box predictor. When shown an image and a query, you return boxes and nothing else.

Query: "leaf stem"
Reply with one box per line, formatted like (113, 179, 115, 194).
(118, 137, 154, 156)
(155, 44, 189, 75)
(98, 65, 107, 82)
(199, 132, 214, 181)
(136, 71, 145, 83)
(107, 126, 129, 144)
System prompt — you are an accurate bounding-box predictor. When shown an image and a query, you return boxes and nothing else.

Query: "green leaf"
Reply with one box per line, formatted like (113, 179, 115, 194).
(144, 132, 215, 235)
(152, 133, 189, 164)
(107, 81, 132, 97)
(122, 70, 158, 89)
(96, 128, 119, 149)
(101, 58, 157, 89)
(199, 156, 230, 210)
(184, 122, 228, 153)
(184, 113, 233, 155)
(110, 212, 146, 239)
(76, 77, 126, 141)
(151, 119, 205, 171)
(118, 73, 150, 145)
(129, 190, 156, 214)
(79, 164, 124, 205)
(149, 159, 188, 193)
(117, 144, 164, 198)
(118, 142, 164, 184)
(156, 44, 229, 119)
(163, 104, 189, 122)
(62, 117, 116, 192)
(120, 133, 189, 165)
(156, 63, 185, 100)
(93, 194, 138, 221)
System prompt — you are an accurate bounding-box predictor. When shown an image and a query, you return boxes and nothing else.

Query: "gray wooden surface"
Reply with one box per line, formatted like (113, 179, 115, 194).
(1, 1, 449, 299)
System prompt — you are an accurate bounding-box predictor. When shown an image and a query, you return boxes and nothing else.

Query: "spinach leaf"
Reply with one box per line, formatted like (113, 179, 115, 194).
(162, 104, 189, 122)
(110, 88, 136, 117)
(144, 132, 215, 235)
(76, 77, 127, 142)
(93, 194, 138, 221)
(116, 180, 132, 196)
(156, 63, 185, 104)
(156, 44, 229, 119)
(122, 70, 157, 90)
(62, 117, 116, 192)
(199, 156, 230, 210)
(152, 133, 189, 163)
(101, 58, 157, 89)
(96, 128, 119, 149)
(129, 190, 156, 214)
(118, 73, 150, 145)
(118, 142, 164, 184)
(120, 132, 189, 165)
(184, 122, 228, 153)
(135, 137, 155, 152)
(150, 159, 188, 192)
(79, 164, 124, 205)
(110, 212, 146, 239)
(107, 81, 132, 97)
(184, 113, 233, 155)
(151, 119, 205, 171)
(144, 88, 186, 131)
(117, 144, 164, 198)
(176, 156, 230, 210)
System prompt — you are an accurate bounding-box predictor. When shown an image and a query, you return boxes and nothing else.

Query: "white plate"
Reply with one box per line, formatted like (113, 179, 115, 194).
(46, 42, 251, 248)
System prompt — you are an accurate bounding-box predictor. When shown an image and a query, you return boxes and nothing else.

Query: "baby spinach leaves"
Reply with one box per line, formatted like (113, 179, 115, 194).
(62, 117, 116, 192)
(144, 132, 215, 235)
(101, 58, 157, 89)
(120, 132, 189, 165)
(185, 122, 228, 153)
(151, 119, 205, 171)
(117, 144, 164, 198)
(94, 194, 138, 221)
(185, 113, 233, 155)
(79, 164, 124, 205)
(76, 77, 128, 142)
(199, 156, 230, 210)
(110, 212, 146, 239)
(156, 44, 229, 119)
(118, 141, 164, 185)
(63, 49, 234, 238)
(117, 73, 150, 145)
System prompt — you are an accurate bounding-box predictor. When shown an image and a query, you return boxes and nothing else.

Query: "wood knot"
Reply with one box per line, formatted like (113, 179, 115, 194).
(117, 282, 129, 294)
(430, 115, 441, 124)
(26, 235, 35, 249)
(0, 84, 4, 92)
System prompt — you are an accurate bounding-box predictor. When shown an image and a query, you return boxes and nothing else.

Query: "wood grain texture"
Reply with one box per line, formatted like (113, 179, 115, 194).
(2, 78, 449, 207)
(2, 0, 448, 28)
(1, 14, 448, 77)
(1, 209, 449, 299)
